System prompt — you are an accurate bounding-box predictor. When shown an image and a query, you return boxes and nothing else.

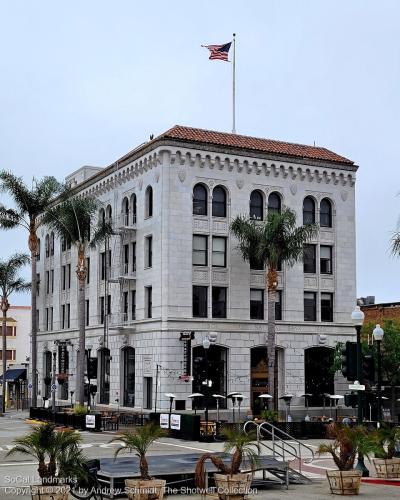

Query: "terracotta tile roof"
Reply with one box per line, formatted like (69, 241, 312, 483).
(157, 125, 354, 166)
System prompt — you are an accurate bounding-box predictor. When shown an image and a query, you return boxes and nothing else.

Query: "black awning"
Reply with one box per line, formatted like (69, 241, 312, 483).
(0, 368, 27, 382)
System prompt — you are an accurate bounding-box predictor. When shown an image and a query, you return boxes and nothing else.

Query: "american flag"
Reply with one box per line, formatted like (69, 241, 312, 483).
(203, 42, 232, 61)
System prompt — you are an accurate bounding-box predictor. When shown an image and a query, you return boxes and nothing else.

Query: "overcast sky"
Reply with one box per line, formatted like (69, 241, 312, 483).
(1, 0, 399, 306)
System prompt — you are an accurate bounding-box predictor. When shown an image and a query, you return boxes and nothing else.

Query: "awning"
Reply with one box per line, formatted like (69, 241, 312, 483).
(0, 368, 27, 383)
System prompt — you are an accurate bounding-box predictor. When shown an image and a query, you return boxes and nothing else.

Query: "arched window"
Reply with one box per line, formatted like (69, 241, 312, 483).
(250, 346, 282, 415)
(268, 192, 281, 214)
(131, 194, 137, 224)
(106, 205, 112, 224)
(250, 190, 263, 220)
(193, 184, 208, 216)
(45, 234, 50, 258)
(99, 208, 105, 227)
(122, 197, 129, 225)
(212, 186, 227, 217)
(320, 198, 332, 227)
(303, 197, 315, 225)
(304, 347, 334, 407)
(50, 232, 55, 256)
(192, 345, 227, 409)
(145, 186, 153, 218)
(122, 347, 135, 407)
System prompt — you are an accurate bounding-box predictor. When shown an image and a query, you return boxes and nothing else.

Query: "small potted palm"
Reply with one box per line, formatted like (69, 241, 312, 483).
(111, 423, 167, 500)
(195, 428, 258, 500)
(318, 424, 376, 495)
(6, 422, 87, 500)
(372, 425, 400, 478)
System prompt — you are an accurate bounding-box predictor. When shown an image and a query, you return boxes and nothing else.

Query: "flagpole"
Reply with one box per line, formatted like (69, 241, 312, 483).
(232, 33, 236, 134)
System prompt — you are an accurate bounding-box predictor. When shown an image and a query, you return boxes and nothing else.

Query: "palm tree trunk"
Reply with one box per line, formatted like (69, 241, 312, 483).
(76, 245, 87, 405)
(31, 249, 38, 407)
(266, 268, 278, 411)
(2, 308, 7, 414)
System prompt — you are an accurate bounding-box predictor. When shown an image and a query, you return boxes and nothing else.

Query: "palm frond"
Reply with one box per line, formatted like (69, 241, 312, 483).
(0, 205, 24, 229)
(0, 253, 30, 298)
(111, 424, 166, 459)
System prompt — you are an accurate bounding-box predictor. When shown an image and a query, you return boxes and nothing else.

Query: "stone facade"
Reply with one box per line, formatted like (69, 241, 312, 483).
(36, 126, 358, 418)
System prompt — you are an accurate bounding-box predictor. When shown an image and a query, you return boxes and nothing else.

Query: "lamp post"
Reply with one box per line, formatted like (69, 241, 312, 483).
(86, 344, 92, 410)
(165, 393, 176, 430)
(372, 324, 384, 425)
(51, 343, 57, 414)
(259, 394, 273, 413)
(227, 392, 240, 424)
(202, 334, 217, 439)
(188, 393, 204, 415)
(351, 305, 368, 477)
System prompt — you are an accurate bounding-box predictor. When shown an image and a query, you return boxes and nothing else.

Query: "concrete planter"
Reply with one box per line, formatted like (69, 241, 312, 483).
(125, 478, 166, 500)
(373, 458, 400, 478)
(326, 470, 362, 495)
(214, 473, 253, 500)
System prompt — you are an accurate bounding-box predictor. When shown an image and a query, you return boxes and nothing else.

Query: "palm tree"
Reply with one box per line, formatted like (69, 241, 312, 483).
(0, 172, 62, 407)
(6, 422, 86, 483)
(42, 194, 113, 404)
(0, 253, 30, 414)
(230, 207, 318, 409)
(111, 424, 166, 480)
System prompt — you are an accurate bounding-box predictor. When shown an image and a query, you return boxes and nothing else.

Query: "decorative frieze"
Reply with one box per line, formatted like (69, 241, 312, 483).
(193, 269, 209, 283)
(212, 220, 228, 233)
(304, 276, 318, 288)
(193, 218, 209, 232)
(212, 270, 228, 284)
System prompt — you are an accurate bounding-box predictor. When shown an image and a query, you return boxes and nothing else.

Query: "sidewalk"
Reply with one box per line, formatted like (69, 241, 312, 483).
(0, 410, 29, 420)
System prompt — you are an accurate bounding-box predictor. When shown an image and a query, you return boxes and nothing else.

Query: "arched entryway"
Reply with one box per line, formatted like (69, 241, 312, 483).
(98, 348, 111, 404)
(250, 346, 282, 416)
(192, 345, 227, 409)
(304, 346, 334, 407)
(121, 347, 135, 407)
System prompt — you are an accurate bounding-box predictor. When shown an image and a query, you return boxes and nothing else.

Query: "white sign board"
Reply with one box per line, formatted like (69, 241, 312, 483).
(85, 414, 96, 429)
(170, 414, 181, 430)
(349, 384, 365, 391)
(160, 413, 169, 429)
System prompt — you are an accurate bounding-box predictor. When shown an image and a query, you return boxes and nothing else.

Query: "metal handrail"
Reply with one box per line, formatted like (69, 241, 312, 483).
(243, 420, 315, 475)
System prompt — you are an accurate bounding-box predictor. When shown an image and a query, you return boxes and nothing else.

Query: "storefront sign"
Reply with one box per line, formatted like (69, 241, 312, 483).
(58, 343, 68, 374)
(160, 413, 169, 429)
(180, 332, 194, 377)
(170, 414, 181, 430)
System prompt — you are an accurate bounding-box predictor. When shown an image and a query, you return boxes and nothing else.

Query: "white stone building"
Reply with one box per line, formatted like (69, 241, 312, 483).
(36, 125, 358, 418)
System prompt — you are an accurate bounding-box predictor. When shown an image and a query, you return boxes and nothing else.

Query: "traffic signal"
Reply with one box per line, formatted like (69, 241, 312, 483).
(362, 354, 375, 382)
(344, 393, 358, 408)
(341, 342, 357, 381)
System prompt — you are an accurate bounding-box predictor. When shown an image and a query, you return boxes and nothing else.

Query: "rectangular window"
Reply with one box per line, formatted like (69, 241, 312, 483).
(100, 297, 105, 325)
(193, 235, 208, 266)
(250, 289, 264, 320)
(212, 287, 227, 318)
(132, 242, 136, 272)
(320, 246, 333, 274)
(6, 326, 14, 336)
(46, 271, 50, 294)
(321, 293, 333, 322)
(86, 300, 89, 326)
(100, 252, 106, 280)
(36, 273, 40, 295)
(212, 237, 227, 267)
(50, 307, 53, 331)
(61, 304, 65, 329)
(61, 237, 66, 252)
(304, 292, 317, 321)
(67, 264, 71, 289)
(66, 304, 70, 329)
(275, 290, 282, 320)
(193, 286, 208, 318)
(37, 242, 41, 261)
(107, 294, 111, 316)
(36, 309, 39, 331)
(86, 258, 90, 284)
(45, 308, 49, 331)
(124, 244, 129, 274)
(0, 350, 16, 361)
(145, 286, 152, 318)
(145, 236, 153, 268)
(50, 269, 54, 293)
(61, 265, 66, 290)
(123, 291, 129, 321)
(303, 244, 316, 273)
(131, 290, 136, 320)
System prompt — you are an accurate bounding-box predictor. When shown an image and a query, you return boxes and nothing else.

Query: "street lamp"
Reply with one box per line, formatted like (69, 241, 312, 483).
(227, 392, 241, 424)
(187, 393, 204, 415)
(259, 394, 273, 412)
(202, 334, 217, 439)
(351, 305, 368, 477)
(165, 393, 176, 429)
(235, 394, 247, 423)
(86, 344, 93, 410)
(51, 343, 57, 414)
(279, 394, 294, 422)
(372, 324, 384, 425)
(212, 394, 226, 422)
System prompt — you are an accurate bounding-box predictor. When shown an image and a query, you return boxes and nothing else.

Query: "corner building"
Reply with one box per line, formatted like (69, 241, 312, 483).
(36, 125, 358, 418)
